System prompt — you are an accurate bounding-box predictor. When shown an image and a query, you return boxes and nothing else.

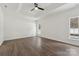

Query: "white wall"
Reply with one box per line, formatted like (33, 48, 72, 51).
(39, 7, 79, 46)
(3, 10, 36, 40)
(0, 7, 4, 45)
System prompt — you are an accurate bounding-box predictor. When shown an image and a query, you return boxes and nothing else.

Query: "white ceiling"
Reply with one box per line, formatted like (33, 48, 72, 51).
(0, 3, 79, 20)
(20, 3, 65, 18)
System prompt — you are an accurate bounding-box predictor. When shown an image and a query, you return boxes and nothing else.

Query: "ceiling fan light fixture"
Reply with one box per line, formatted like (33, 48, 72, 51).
(31, 3, 45, 11)
(35, 7, 38, 10)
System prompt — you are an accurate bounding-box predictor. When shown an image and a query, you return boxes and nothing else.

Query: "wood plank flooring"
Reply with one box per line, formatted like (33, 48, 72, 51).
(0, 37, 79, 56)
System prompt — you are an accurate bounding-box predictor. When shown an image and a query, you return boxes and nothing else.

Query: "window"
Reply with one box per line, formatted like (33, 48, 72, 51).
(69, 17, 79, 39)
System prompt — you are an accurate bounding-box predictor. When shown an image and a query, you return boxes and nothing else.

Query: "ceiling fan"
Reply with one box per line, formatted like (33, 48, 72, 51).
(31, 3, 45, 11)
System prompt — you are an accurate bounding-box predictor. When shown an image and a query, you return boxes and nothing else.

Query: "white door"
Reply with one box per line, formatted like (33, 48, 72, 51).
(0, 7, 4, 45)
(35, 20, 41, 37)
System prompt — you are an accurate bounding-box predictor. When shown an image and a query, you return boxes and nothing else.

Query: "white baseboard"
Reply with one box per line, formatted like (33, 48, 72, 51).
(0, 41, 4, 46)
(41, 36, 79, 46)
(4, 36, 34, 41)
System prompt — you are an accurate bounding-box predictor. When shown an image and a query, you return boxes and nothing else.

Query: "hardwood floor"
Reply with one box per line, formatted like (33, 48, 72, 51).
(0, 37, 79, 56)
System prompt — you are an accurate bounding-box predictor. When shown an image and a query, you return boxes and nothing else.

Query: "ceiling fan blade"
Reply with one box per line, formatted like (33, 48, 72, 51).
(34, 3, 38, 7)
(31, 8, 35, 11)
(38, 7, 44, 10)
